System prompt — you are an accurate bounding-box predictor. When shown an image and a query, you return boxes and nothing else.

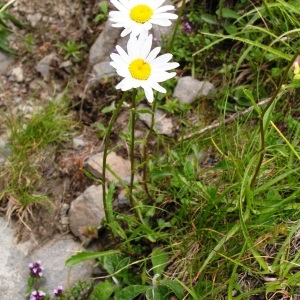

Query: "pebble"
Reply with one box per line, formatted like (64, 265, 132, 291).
(173, 76, 215, 104)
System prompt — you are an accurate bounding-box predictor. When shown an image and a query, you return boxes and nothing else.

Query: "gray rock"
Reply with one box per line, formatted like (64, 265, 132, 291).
(84, 151, 132, 184)
(0, 135, 11, 163)
(72, 137, 86, 149)
(11, 66, 24, 82)
(31, 236, 94, 294)
(92, 61, 117, 80)
(173, 76, 215, 104)
(35, 53, 57, 81)
(0, 51, 14, 75)
(138, 104, 174, 136)
(0, 217, 93, 300)
(69, 185, 105, 243)
(89, 20, 121, 66)
(0, 218, 28, 300)
(26, 12, 42, 27)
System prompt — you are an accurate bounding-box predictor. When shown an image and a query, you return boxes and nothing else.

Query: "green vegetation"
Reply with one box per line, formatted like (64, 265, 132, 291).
(0, 0, 26, 53)
(4, 0, 300, 299)
(56, 37, 86, 62)
(67, 1, 300, 299)
(1, 97, 73, 208)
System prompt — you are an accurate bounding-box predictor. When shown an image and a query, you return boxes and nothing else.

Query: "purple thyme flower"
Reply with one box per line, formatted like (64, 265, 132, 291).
(29, 290, 46, 300)
(29, 260, 44, 278)
(53, 285, 63, 297)
(183, 22, 192, 33)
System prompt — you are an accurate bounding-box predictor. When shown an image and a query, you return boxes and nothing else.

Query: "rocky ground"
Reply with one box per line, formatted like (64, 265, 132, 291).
(0, 0, 217, 299)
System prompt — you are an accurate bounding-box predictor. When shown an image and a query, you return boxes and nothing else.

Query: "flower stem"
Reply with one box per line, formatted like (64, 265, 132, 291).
(129, 91, 144, 223)
(168, 0, 186, 52)
(142, 96, 157, 203)
(102, 92, 128, 226)
(250, 52, 299, 189)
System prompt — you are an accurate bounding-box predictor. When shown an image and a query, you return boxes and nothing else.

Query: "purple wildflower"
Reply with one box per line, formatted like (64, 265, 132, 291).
(29, 290, 46, 300)
(53, 285, 63, 297)
(183, 22, 192, 33)
(29, 260, 44, 278)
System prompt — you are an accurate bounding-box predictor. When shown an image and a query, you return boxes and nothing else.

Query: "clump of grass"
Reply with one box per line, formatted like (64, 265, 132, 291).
(1, 96, 73, 211)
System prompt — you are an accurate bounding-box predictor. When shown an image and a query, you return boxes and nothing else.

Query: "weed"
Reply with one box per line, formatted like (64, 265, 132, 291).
(1, 96, 73, 209)
(0, 0, 26, 53)
(93, 1, 108, 23)
(56, 38, 86, 62)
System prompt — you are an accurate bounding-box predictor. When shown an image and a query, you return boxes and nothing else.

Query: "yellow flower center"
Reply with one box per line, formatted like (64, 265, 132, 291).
(130, 5, 153, 24)
(129, 59, 151, 80)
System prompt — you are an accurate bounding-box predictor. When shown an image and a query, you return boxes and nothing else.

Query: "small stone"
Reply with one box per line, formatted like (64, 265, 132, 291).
(92, 61, 116, 80)
(11, 66, 24, 82)
(138, 104, 174, 136)
(0, 135, 11, 163)
(59, 60, 73, 73)
(68, 185, 105, 242)
(73, 137, 86, 149)
(0, 51, 14, 75)
(84, 151, 132, 184)
(27, 13, 42, 27)
(35, 53, 56, 81)
(173, 76, 215, 104)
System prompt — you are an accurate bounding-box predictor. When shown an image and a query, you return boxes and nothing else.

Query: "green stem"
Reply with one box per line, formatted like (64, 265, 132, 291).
(250, 52, 299, 189)
(102, 92, 128, 226)
(142, 97, 157, 203)
(167, 0, 186, 52)
(129, 91, 144, 223)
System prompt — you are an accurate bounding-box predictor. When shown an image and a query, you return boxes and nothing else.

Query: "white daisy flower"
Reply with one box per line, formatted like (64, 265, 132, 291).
(109, 0, 178, 37)
(110, 33, 179, 103)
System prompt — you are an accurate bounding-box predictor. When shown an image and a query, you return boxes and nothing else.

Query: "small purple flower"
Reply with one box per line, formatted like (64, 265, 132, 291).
(183, 22, 192, 33)
(29, 260, 44, 278)
(53, 285, 63, 297)
(29, 290, 46, 300)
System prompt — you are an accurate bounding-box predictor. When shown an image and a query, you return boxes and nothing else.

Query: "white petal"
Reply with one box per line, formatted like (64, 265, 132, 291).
(140, 34, 153, 58)
(116, 45, 131, 63)
(152, 72, 177, 82)
(150, 19, 172, 26)
(127, 34, 138, 57)
(154, 5, 175, 13)
(141, 84, 154, 102)
(154, 62, 180, 71)
(152, 53, 173, 66)
(152, 0, 166, 9)
(147, 80, 166, 93)
(119, 0, 132, 9)
(121, 27, 134, 37)
(147, 47, 161, 61)
(110, 0, 127, 12)
(152, 12, 178, 20)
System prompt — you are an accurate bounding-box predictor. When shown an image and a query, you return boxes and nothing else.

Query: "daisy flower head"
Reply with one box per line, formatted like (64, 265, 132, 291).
(110, 32, 179, 103)
(109, 0, 178, 37)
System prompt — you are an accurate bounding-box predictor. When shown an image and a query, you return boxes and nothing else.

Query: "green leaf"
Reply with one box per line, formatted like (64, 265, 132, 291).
(65, 250, 120, 267)
(114, 285, 150, 300)
(101, 101, 116, 113)
(216, 8, 240, 19)
(201, 14, 218, 25)
(151, 248, 169, 275)
(160, 279, 184, 299)
(90, 280, 116, 300)
(243, 89, 261, 114)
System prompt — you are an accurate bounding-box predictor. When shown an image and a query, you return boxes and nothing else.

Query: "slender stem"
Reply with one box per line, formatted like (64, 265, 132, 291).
(142, 97, 157, 203)
(167, 0, 186, 52)
(0, 0, 16, 12)
(102, 92, 128, 226)
(250, 52, 299, 189)
(129, 91, 137, 208)
(128, 91, 144, 223)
